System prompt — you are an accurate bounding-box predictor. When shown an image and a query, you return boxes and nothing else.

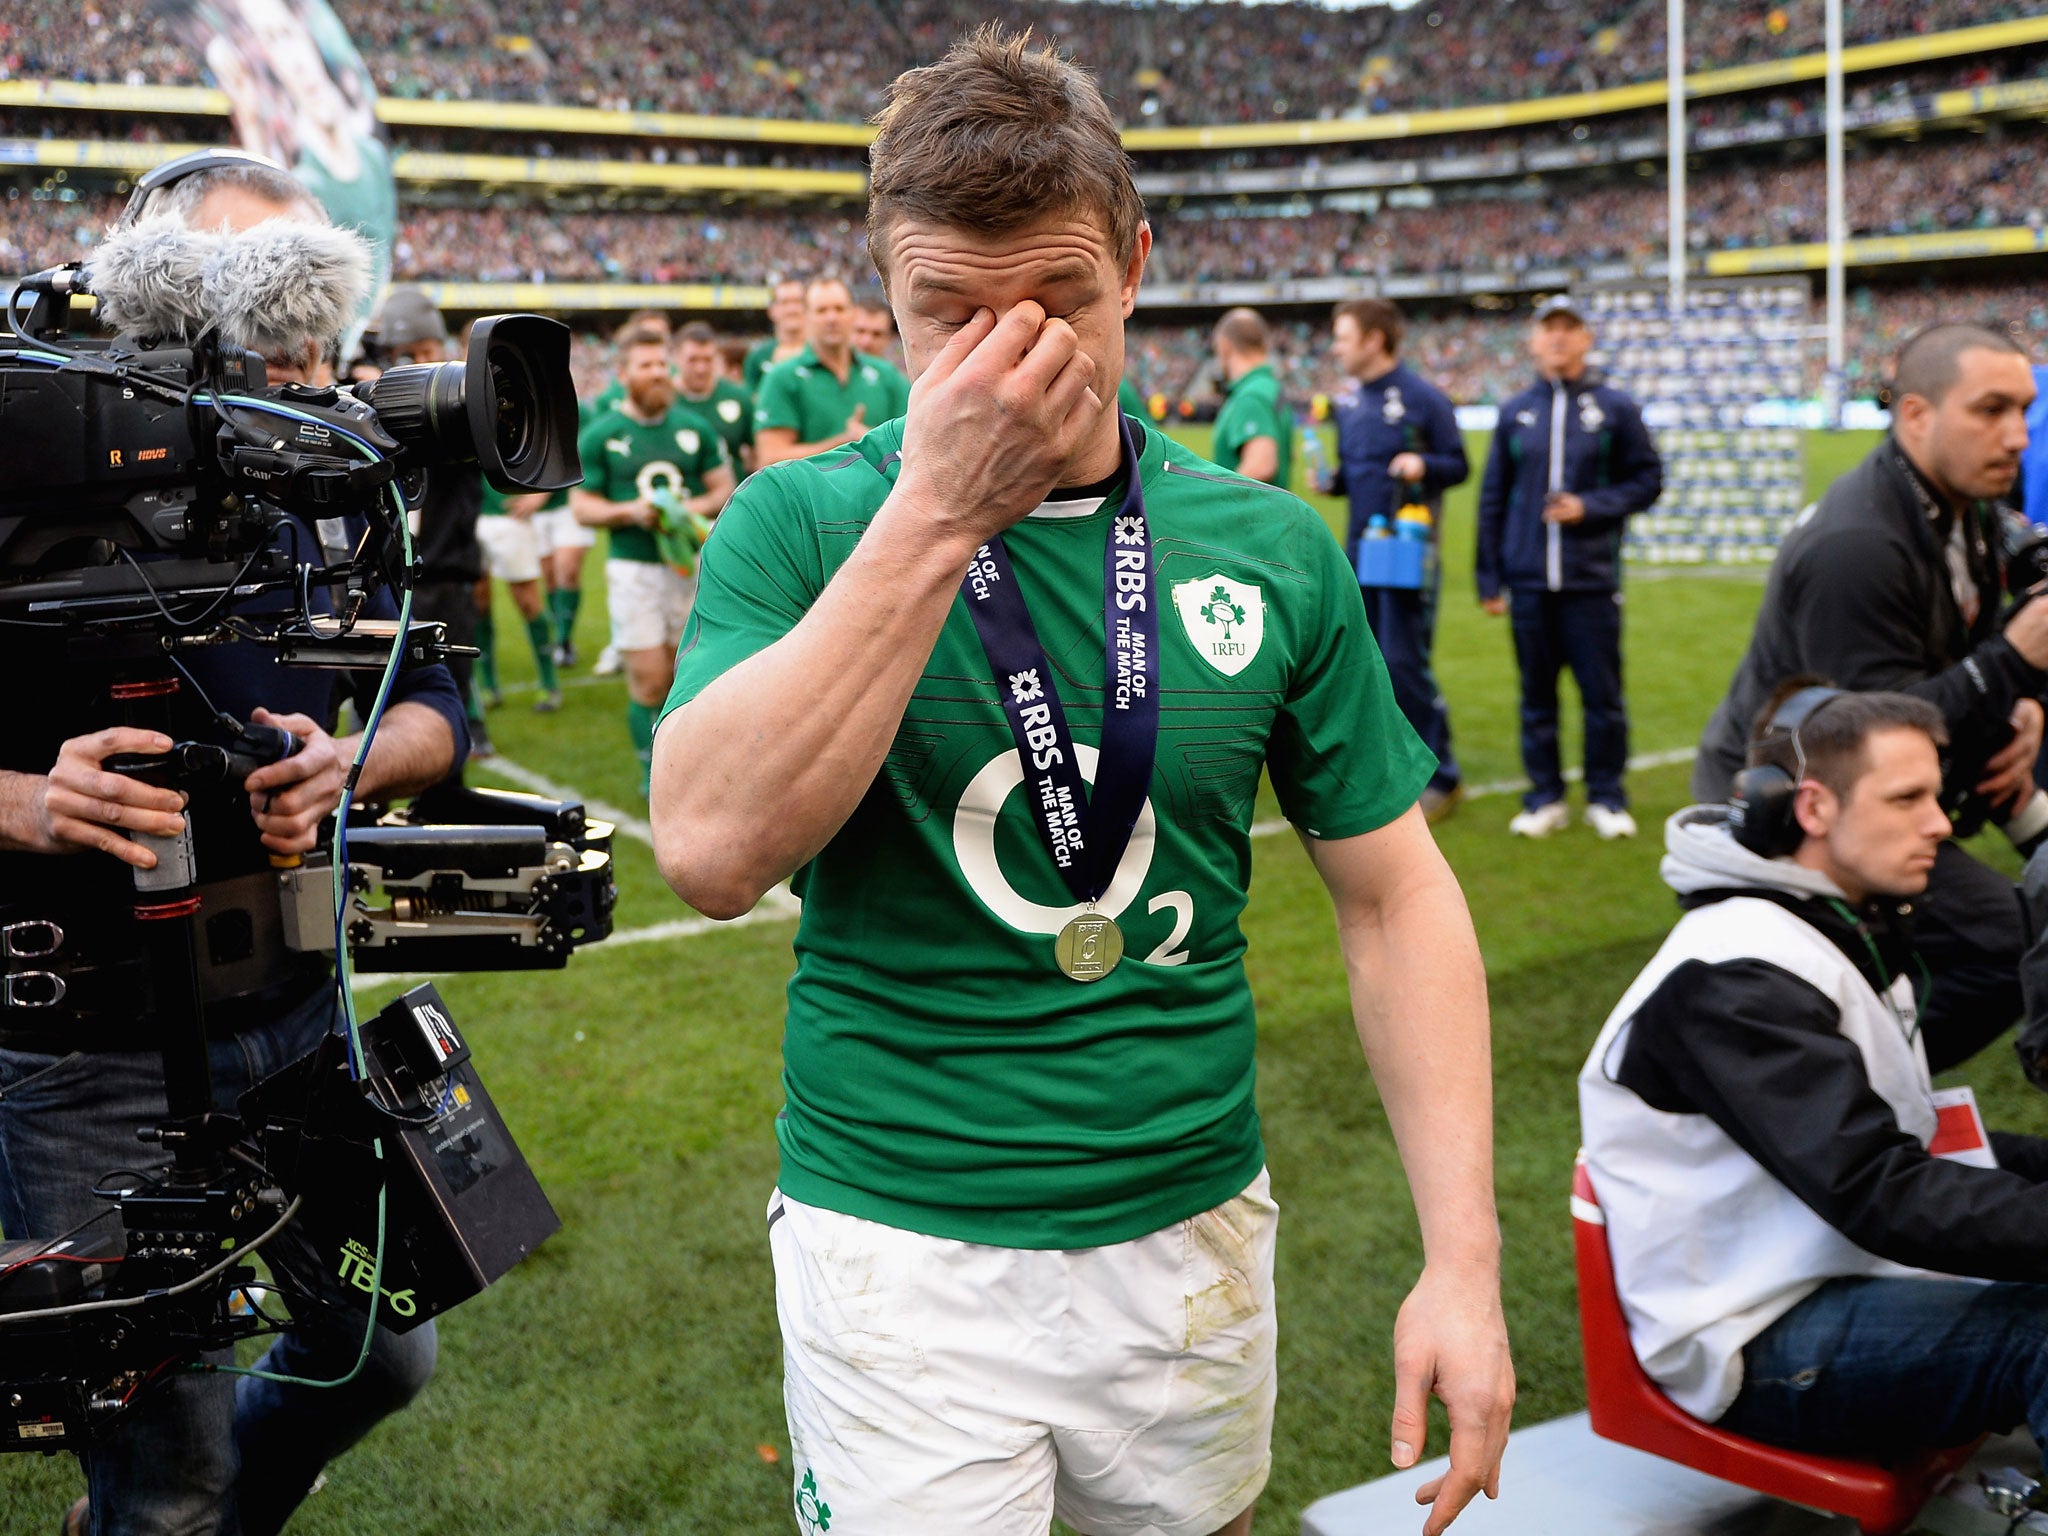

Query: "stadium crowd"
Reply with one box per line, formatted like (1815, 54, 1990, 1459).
(11, 115, 2041, 297)
(1, 0, 2036, 124)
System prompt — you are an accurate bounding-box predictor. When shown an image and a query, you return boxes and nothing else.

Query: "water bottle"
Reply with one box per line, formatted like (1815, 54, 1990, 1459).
(1395, 502, 1433, 543)
(1300, 427, 1329, 491)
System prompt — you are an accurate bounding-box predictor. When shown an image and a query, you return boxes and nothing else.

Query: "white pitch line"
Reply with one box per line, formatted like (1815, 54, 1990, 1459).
(472, 753, 654, 846)
(359, 742, 1700, 992)
(1245, 744, 1698, 839)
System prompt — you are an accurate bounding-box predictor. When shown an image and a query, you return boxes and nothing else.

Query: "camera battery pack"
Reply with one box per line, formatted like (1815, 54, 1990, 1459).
(239, 984, 558, 1333)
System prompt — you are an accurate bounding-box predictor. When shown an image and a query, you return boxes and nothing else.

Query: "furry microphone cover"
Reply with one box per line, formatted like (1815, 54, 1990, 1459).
(87, 216, 372, 358)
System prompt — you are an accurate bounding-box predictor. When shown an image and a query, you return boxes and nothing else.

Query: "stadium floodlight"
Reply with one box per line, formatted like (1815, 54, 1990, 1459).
(1825, 0, 1847, 428)
(1668, 0, 1686, 317)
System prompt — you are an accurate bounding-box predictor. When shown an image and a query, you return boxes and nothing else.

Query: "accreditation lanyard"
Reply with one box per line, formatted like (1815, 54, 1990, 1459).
(960, 415, 1160, 911)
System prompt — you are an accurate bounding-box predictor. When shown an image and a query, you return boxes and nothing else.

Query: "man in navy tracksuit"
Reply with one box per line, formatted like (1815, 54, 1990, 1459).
(1324, 298, 1470, 820)
(1476, 295, 1663, 840)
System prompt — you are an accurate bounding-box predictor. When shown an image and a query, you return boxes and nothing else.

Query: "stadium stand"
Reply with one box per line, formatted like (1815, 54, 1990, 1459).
(4, 0, 2043, 121)
(7, 1, 2048, 419)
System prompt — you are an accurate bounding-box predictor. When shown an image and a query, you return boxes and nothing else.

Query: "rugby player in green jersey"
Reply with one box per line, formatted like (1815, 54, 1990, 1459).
(1212, 306, 1290, 487)
(572, 324, 736, 794)
(676, 321, 756, 475)
(752, 277, 912, 467)
(852, 297, 902, 370)
(743, 276, 808, 396)
(652, 30, 1511, 1536)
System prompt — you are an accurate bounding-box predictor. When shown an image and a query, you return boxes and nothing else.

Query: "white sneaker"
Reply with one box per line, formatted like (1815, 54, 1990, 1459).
(1508, 801, 1569, 838)
(593, 644, 622, 676)
(1585, 804, 1638, 840)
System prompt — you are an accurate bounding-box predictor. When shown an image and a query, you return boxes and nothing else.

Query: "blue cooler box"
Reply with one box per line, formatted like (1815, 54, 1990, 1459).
(1356, 538, 1427, 590)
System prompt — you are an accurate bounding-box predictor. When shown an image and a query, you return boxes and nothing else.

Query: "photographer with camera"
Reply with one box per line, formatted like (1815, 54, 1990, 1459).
(0, 150, 468, 1536)
(1580, 685, 2048, 1466)
(1694, 323, 2048, 1075)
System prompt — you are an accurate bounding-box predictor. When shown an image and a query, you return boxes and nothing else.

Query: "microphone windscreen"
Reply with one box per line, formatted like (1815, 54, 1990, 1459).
(84, 216, 220, 344)
(85, 216, 372, 358)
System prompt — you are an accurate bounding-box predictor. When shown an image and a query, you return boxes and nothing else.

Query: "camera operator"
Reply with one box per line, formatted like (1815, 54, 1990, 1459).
(366, 286, 499, 744)
(1693, 323, 2048, 1074)
(1580, 686, 2048, 1465)
(0, 152, 468, 1536)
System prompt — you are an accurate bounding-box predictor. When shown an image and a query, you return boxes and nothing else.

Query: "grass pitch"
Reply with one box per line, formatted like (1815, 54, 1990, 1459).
(11, 427, 2046, 1535)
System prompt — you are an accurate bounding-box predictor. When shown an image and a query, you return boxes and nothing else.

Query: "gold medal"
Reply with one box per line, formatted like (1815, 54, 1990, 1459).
(1055, 911, 1124, 983)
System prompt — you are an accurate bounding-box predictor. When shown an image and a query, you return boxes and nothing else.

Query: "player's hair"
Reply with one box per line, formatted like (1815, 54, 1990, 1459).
(1333, 298, 1404, 357)
(135, 162, 325, 228)
(767, 275, 807, 299)
(676, 321, 719, 347)
(855, 299, 892, 318)
(866, 25, 1144, 284)
(615, 310, 670, 343)
(615, 322, 670, 356)
(1213, 307, 1268, 354)
(805, 276, 854, 305)
(1746, 677, 1946, 800)
(1893, 322, 2026, 407)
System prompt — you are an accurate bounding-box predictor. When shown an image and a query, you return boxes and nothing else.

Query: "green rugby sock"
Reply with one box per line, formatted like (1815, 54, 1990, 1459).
(527, 614, 559, 692)
(558, 587, 582, 641)
(474, 612, 498, 695)
(628, 700, 656, 794)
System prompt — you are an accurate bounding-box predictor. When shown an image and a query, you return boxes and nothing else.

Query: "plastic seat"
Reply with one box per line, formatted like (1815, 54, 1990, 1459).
(1571, 1156, 1978, 1536)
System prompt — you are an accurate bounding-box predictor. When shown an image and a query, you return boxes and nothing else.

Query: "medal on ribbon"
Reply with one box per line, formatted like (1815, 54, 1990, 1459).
(961, 415, 1160, 982)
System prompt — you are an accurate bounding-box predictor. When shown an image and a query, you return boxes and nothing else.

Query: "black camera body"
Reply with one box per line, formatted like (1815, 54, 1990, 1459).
(0, 254, 594, 1452)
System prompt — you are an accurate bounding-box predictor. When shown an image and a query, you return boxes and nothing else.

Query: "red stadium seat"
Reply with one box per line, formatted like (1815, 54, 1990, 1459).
(1571, 1156, 1978, 1536)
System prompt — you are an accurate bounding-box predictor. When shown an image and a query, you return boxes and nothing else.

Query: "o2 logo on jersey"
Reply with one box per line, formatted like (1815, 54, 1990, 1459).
(951, 744, 1193, 967)
(635, 460, 684, 503)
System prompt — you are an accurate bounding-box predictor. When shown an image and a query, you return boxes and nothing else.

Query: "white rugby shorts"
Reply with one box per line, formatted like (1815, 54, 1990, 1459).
(476, 515, 542, 585)
(606, 558, 695, 653)
(535, 506, 596, 552)
(769, 1169, 1278, 1536)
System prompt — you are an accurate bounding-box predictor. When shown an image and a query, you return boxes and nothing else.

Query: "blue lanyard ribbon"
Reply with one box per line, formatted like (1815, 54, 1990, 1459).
(960, 415, 1159, 905)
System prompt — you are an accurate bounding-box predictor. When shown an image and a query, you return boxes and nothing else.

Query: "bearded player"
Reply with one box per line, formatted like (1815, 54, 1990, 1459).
(573, 324, 736, 795)
(652, 30, 1511, 1536)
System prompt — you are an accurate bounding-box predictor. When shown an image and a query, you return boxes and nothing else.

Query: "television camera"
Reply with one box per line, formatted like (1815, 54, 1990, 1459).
(0, 221, 611, 1455)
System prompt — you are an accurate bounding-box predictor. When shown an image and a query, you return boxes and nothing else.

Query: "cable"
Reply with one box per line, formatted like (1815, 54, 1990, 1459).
(0, 1195, 302, 1327)
(204, 1156, 386, 1393)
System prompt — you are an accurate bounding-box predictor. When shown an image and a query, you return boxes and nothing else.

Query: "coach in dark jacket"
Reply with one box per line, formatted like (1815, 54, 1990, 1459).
(1695, 321, 2048, 1074)
(1476, 295, 1663, 840)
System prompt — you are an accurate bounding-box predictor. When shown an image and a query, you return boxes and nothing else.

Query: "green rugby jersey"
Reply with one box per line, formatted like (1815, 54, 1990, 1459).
(662, 417, 1433, 1247)
(681, 378, 754, 467)
(755, 347, 910, 445)
(575, 404, 729, 564)
(742, 338, 780, 396)
(1213, 363, 1292, 489)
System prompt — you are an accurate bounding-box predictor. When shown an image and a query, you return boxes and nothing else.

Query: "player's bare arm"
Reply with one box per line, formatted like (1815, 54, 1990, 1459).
(569, 486, 657, 529)
(653, 300, 1103, 918)
(753, 409, 865, 468)
(1303, 808, 1514, 1535)
(1236, 434, 1279, 484)
(690, 461, 737, 520)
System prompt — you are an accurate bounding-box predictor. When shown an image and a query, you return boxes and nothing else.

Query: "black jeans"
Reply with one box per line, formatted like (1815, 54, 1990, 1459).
(1917, 839, 2030, 1074)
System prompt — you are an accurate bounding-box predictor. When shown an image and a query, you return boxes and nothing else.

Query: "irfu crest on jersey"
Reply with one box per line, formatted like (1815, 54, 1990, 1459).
(1171, 573, 1265, 678)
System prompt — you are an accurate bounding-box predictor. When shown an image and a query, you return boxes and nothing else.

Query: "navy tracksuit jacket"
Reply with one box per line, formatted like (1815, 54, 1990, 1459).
(1330, 363, 1469, 791)
(1475, 369, 1663, 811)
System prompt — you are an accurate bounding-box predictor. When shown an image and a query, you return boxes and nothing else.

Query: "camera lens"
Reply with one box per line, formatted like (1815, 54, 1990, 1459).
(359, 315, 579, 494)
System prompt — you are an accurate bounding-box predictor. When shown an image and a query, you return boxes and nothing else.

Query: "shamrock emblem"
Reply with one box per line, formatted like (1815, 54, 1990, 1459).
(1200, 585, 1246, 639)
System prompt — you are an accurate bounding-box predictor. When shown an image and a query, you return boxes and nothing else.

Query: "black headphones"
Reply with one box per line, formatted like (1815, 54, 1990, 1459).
(116, 147, 291, 230)
(1727, 685, 1845, 857)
